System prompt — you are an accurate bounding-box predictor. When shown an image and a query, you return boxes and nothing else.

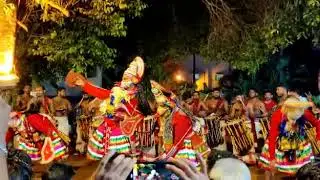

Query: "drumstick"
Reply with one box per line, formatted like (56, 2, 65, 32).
(203, 93, 209, 102)
(227, 124, 242, 152)
(233, 122, 246, 149)
(233, 118, 246, 149)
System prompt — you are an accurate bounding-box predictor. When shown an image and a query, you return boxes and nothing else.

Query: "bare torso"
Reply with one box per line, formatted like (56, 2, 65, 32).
(246, 98, 266, 119)
(53, 97, 71, 116)
(206, 98, 227, 115)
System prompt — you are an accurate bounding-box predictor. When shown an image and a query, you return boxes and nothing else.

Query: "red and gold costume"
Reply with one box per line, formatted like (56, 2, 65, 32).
(66, 57, 145, 160)
(151, 81, 209, 166)
(258, 98, 320, 175)
(7, 113, 69, 164)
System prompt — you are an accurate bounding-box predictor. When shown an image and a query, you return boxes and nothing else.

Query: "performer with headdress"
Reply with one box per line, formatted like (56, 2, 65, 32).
(7, 101, 69, 164)
(66, 56, 153, 160)
(258, 97, 320, 175)
(150, 80, 209, 166)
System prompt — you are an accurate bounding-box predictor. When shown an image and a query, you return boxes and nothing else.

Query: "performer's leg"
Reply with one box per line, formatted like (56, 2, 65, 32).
(250, 118, 258, 148)
(75, 121, 86, 154)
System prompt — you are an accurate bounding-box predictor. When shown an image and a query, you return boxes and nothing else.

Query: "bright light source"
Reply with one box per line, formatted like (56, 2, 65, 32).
(176, 74, 182, 81)
(0, 51, 14, 74)
(0, 3, 19, 88)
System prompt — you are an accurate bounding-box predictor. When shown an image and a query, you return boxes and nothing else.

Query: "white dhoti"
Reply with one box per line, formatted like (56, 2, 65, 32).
(55, 116, 70, 136)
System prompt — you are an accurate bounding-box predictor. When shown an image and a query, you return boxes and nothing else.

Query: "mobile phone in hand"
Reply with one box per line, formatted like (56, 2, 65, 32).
(127, 161, 179, 180)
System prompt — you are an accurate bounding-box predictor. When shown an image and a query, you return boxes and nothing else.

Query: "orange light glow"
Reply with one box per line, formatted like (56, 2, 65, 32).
(176, 74, 182, 81)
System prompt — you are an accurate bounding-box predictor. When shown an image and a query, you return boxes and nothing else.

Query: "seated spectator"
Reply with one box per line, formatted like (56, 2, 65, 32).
(7, 150, 32, 180)
(42, 163, 75, 180)
(296, 162, 320, 180)
(208, 158, 251, 180)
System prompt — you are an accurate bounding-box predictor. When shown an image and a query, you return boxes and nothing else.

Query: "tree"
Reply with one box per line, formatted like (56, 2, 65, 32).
(119, 0, 209, 83)
(14, 0, 146, 81)
(201, 0, 320, 74)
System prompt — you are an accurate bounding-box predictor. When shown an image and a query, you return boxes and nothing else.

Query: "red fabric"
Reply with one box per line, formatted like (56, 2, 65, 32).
(268, 109, 320, 160)
(105, 118, 118, 130)
(5, 128, 15, 144)
(264, 100, 277, 112)
(124, 99, 139, 116)
(268, 109, 282, 160)
(172, 111, 192, 150)
(26, 114, 58, 138)
(83, 82, 111, 99)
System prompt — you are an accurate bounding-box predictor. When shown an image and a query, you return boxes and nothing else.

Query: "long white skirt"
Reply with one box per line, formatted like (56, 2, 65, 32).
(55, 116, 70, 136)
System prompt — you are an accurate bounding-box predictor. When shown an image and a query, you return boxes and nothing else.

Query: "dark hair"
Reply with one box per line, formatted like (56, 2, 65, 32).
(25, 101, 41, 116)
(7, 150, 32, 180)
(136, 66, 155, 116)
(206, 150, 236, 172)
(182, 91, 191, 101)
(296, 163, 320, 180)
(287, 83, 302, 94)
(192, 91, 199, 95)
(42, 163, 75, 180)
(277, 84, 287, 89)
(57, 87, 66, 92)
(248, 88, 257, 92)
(212, 88, 220, 92)
(264, 89, 273, 94)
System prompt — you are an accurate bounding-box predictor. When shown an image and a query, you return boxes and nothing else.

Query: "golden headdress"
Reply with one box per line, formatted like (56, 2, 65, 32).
(150, 80, 173, 95)
(150, 80, 176, 110)
(121, 56, 145, 86)
(281, 97, 312, 120)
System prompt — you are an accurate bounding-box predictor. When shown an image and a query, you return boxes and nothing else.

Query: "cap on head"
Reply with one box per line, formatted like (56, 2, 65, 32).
(281, 97, 311, 120)
(121, 56, 145, 86)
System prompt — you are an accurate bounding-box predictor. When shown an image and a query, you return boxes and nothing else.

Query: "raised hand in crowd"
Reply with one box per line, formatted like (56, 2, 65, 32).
(166, 153, 209, 180)
(94, 151, 136, 180)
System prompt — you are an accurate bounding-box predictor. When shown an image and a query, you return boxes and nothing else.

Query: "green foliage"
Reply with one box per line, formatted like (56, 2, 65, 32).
(29, 21, 117, 74)
(17, 0, 146, 81)
(201, 0, 320, 74)
(263, 0, 320, 52)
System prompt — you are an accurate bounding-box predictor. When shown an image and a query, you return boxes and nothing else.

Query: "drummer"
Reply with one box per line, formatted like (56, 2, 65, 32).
(187, 91, 208, 117)
(246, 88, 267, 148)
(229, 95, 246, 120)
(206, 88, 229, 117)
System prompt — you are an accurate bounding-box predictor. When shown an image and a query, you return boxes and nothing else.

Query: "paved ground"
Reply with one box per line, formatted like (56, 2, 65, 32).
(32, 155, 291, 180)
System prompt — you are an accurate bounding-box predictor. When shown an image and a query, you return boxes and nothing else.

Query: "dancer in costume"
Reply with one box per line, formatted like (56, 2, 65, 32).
(7, 101, 69, 164)
(66, 57, 149, 160)
(258, 97, 320, 175)
(150, 80, 209, 166)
